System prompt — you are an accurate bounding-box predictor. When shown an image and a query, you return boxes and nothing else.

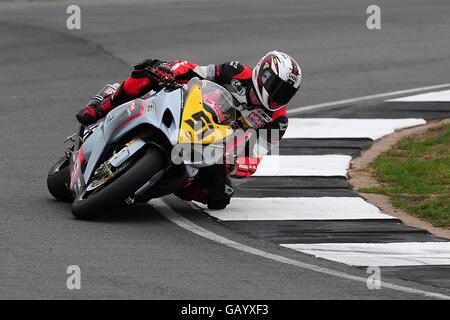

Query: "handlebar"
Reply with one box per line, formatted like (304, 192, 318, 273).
(144, 66, 183, 91)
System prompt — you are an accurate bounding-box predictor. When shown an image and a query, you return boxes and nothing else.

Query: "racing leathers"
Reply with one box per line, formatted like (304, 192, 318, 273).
(76, 59, 289, 208)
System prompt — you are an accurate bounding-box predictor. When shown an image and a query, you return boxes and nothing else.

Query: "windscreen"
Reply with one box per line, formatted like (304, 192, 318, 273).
(200, 80, 236, 125)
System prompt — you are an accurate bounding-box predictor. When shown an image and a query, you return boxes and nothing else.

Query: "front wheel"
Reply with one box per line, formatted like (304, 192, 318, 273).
(71, 147, 166, 220)
(47, 156, 73, 202)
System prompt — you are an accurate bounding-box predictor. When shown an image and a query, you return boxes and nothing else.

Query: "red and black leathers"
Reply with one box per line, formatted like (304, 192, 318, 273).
(76, 59, 289, 207)
(76, 84, 119, 125)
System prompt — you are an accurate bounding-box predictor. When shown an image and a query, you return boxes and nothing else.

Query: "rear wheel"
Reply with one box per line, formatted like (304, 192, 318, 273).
(71, 147, 166, 220)
(47, 156, 73, 202)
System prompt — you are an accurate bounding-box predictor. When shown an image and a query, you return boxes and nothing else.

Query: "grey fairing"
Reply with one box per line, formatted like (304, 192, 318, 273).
(81, 88, 183, 183)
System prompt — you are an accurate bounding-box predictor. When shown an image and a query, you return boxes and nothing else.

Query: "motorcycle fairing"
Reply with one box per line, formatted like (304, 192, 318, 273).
(73, 89, 183, 194)
(69, 78, 236, 200)
(178, 80, 234, 145)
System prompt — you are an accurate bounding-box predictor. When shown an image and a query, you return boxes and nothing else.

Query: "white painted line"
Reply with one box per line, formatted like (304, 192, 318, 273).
(201, 197, 394, 221)
(387, 89, 450, 102)
(254, 155, 351, 177)
(284, 118, 426, 140)
(154, 199, 450, 299)
(282, 242, 450, 267)
(287, 83, 450, 115)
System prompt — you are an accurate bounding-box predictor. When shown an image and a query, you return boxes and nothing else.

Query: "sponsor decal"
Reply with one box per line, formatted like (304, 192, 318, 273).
(287, 72, 298, 83)
(105, 87, 116, 96)
(230, 61, 239, 69)
(114, 100, 146, 132)
(126, 101, 136, 115)
(147, 104, 155, 112)
(70, 148, 85, 189)
(237, 116, 250, 130)
(258, 109, 272, 123)
(272, 56, 279, 74)
(184, 110, 215, 140)
(242, 108, 271, 129)
(231, 79, 246, 96)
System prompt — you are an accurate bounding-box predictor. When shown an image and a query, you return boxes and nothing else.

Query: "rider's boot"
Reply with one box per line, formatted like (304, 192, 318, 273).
(76, 84, 119, 126)
(207, 176, 234, 210)
(202, 165, 234, 210)
(175, 166, 234, 209)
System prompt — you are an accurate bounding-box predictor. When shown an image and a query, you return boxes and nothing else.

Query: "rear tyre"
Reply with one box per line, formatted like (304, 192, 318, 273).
(71, 147, 166, 220)
(47, 156, 73, 202)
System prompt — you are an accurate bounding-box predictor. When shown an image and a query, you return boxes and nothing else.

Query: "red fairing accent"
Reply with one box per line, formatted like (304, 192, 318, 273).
(123, 77, 151, 96)
(70, 148, 85, 189)
(114, 100, 147, 132)
(233, 65, 252, 80)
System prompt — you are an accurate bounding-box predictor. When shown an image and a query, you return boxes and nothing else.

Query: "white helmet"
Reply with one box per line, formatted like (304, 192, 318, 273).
(252, 50, 302, 111)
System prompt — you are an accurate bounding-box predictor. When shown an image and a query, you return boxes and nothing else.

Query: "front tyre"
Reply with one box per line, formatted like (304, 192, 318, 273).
(47, 156, 73, 202)
(71, 147, 166, 220)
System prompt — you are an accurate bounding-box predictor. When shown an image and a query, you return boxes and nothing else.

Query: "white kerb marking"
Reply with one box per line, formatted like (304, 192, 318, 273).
(201, 197, 394, 221)
(287, 83, 450, 115)
(387, 89, 450, 102)
(282, 242, 450, 267)
(154, 199, 450, 299)
(284, 118, 426, 140)
(254, 155, 351, 177)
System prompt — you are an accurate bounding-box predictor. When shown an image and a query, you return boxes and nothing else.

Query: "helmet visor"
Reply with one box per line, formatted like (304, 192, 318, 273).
(261, 68, 298, 106)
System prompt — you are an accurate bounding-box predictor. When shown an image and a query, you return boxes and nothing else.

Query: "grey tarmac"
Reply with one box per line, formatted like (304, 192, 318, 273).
(1, 0, 450, 299)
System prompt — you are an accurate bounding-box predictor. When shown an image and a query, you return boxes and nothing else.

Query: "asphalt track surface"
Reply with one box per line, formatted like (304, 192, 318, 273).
(1, 0, 450, 299)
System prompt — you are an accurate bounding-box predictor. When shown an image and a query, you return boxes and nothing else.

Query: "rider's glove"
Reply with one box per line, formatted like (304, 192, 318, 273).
(76, 84, 119, 125)
(132, 59, 175, 87)
(76, 94, 114, 125)
(76, 106, 97, 125)
(151, 65, 175, 87)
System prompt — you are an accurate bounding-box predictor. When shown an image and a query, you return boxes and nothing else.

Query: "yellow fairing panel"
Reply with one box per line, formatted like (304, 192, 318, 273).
(178, 82, 233, 145)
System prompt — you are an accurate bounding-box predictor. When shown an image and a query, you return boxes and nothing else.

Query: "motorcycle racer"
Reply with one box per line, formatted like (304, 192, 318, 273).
(76, 51, 302, 209)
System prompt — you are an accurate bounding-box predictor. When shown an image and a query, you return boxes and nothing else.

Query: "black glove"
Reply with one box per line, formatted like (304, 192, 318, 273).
(76, 96, 112, 126)
(133, 59, 163, 72)
(76, 106, 97, 126)
(132, 59, 175, 87)
(152, 65, 175, 86)
(76, 93, 114, 126)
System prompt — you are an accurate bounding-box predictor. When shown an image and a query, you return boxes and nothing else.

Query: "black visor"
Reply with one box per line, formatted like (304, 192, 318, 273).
(261, 68, 298, 105)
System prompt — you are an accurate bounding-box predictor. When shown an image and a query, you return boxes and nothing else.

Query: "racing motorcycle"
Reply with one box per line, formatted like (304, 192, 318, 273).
(47, 78, 237, 219)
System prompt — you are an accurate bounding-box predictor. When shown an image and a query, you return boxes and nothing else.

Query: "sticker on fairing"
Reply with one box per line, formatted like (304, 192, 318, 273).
(241, 108, 271, 129)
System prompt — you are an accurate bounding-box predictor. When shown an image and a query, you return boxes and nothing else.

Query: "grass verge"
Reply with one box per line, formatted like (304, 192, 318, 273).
(360, 123, 450, 227)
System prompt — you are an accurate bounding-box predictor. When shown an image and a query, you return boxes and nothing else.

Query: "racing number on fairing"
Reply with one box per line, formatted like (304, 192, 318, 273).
(184, 111, 215, 140)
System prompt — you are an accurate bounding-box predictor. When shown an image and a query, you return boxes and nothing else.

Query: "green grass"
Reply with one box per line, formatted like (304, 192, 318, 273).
(360, 123, 450, 227)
